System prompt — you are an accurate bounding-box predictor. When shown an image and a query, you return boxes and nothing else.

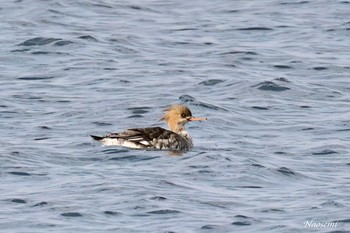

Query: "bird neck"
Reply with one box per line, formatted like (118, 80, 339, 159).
(167, 119, 184, 132)
(167, 121, 192, 142)
(168, 124, 183, 133)
(179, 129, 192, 143)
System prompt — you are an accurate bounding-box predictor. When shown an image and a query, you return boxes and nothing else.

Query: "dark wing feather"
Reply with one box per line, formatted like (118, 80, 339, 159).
(106, 127, 191, 150)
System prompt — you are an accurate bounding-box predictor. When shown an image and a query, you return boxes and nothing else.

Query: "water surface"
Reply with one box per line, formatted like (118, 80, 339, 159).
(1, 0, 350, 232)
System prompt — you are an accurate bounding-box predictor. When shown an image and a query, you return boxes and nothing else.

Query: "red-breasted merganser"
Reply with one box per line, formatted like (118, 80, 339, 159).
(90, 105, 207, 151)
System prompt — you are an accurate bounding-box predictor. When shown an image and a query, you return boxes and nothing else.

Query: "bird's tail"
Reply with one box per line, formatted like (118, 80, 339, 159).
(90, 135, 104, 141)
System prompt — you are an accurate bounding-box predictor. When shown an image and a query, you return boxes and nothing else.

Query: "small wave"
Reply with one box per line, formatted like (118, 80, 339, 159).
(338, 218, 350, 223)
(104, 210, 122, 216)
(11, 48, 31, 53)
(321, 200, 344, 207)
(34, 137, 50, 141)
(78, 35, 98, 41)
(102, 148, 130, 154)
(195, 146, 233, 152)
(273, 65, 294, 69)
(172, 28, 198, 32)
(231, 214, 257, 226)
(313, 66, 328, 71)
(10, 199, 26, 204)
(61, 212, 83, 217)
(251, 163, 265, 168)
(312, 149, 338, 155)
(236, 186, 263, 189)
(149, 196, 167, 201)
(32, 202, 48, 207)
(54, 40, 73, 46)
(18, 37, 61, 46)
(127, 114, 144, 118)
(253, 81, 290, 92)
(92, 122, 113, 126)
(8, 171, 31, 176)
(127, 106, 151, 114)
(201, 225, 220, 229)
(38, 126, 52, 130)
(220, 51, 258, 55)
(147, 209, 181, 214)
(108, 155, 159, 162)
(199, 79, 225, 86)
(179, 95, 228, 111)
(261, 208, 285, 213)
(302, 127, 314, 131)
(231, 221, 251, 226)
(18, 76, 54, 81)
(252, 106, 269, 110)
(237, 27, 273, 31)
(280, 1, 309, 5)
(274, 151, 287, 155)
(276, 167, 297, 176)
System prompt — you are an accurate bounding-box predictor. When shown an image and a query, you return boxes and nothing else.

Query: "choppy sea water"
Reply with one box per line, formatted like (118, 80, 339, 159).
(1, 0, 350, 232)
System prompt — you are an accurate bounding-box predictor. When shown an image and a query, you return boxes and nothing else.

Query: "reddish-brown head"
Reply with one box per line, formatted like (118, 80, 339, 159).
(161, 105, 207, 132)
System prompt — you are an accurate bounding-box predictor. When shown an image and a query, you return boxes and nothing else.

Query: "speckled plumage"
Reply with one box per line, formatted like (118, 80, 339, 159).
(90, 105, 206, 151)
(93, 127, 192, 151)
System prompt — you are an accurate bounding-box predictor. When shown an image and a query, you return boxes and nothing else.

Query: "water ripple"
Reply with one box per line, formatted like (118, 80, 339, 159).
(253, 81, 291, 92)
(1, 0, 349, 232)
(179, 95, 228, 111)
(18, 37, 62, 46)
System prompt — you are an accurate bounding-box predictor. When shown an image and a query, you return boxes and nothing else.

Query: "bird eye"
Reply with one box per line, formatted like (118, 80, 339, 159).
(181, 113, 187, 118)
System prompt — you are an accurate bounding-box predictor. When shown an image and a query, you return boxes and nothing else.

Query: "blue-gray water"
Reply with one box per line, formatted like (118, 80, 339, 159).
(1, 0, 350, 232)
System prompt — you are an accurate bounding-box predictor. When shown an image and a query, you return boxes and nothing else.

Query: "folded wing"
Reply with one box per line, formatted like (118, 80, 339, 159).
(105, 127, 191, 150)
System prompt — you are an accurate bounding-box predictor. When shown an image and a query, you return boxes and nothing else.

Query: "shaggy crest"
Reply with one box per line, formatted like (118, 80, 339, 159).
(161, 105, 192, 132)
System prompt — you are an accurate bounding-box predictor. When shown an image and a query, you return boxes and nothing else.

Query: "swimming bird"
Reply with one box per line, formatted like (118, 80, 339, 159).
(90, 105, 207, 151)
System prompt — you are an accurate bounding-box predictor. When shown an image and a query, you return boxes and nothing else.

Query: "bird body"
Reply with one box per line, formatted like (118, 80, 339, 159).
(90, 105, 207, 151)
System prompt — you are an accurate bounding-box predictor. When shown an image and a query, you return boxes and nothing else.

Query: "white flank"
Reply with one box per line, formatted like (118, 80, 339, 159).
(100, 138, 144, 149)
